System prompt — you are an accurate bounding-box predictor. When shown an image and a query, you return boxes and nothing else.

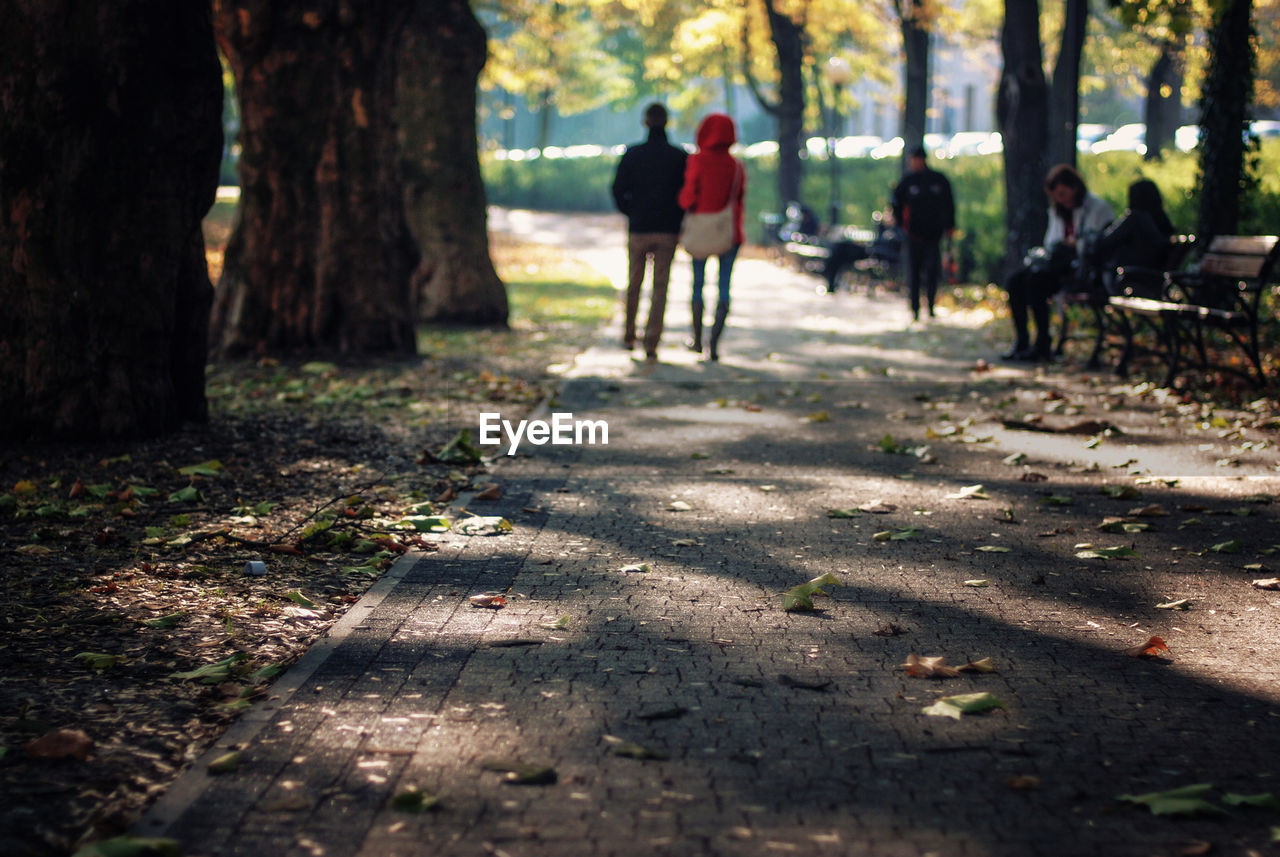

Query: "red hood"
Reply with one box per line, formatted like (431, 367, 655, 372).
(696, 113, 737, 150)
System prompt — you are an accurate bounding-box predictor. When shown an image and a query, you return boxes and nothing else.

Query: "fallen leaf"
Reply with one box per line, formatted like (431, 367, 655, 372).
(400, 515, 451, 532)
(473, 483, 502, 501)
(1118, 783, 1224, 817)
(24, 728, 94, 761)
(1222, 792, 1280, 810)
(1041, 495, 1075, 506)
(539, 616, 570, 630)
(858, 499, 898, 514)
(178, 460, 224, 477)
(1006, 775, 1040, 789)
(1156, 599, 1191, 610)
(1076, 545, 1138, 559)
(1129, 504, 1169, 517)
(975, 545, 1011, 553)
(873, 527, 918, 542)
(480, 758, 558, 784)
(964, 579, 990, 587)
(603, 736, 668, 760)
(170, 653, 248, 683)
(16, 544, 55, 557)
(142, 612, 186, 629)
(827, 508, 860, 518)
(207, 750, 242, 774)
(1209, 539, 1244, 554)
(947, 484, 989, 500)
(921, 692, 1005, 719)
(618, 563, 651, 574)
(667, 500, 693, 512)
(1252, 578, 1280, 590)
(74, 652, 125, 670)
(901, 654, 961, 678)
(469, 594, 506, 609)
(1125, 635, 1170, 658)
(71, 836, 181, 857)
(284, 590, 316, 609)
(455, 516, 512, 536)
(782, 572, 843, 612)
(391, 788, 441, 813)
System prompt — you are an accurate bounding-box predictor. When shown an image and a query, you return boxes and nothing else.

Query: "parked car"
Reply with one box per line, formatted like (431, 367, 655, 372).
(1091, 123, 1146, 155)
(1076, 123, 1111, 152)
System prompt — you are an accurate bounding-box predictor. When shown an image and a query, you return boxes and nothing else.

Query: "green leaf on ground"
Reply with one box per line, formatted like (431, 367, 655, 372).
(170, 653, 247, 684)
(782, 573, 844, 612)
(1002, 453, 1027, 465)
(1101, 485, 1141, 499)
(284, 590, 316, 608)
(1118, 784, 1225, 816)
(1209, 539, 1244, 554)
(947, 484, 989, 500)
(481, 758, 559, 784)
(603, 736, 669, 760)
(455, 516, 513, 536)
(921, 692, 1006, 719)
(873, 527, 919, 542)
(207, 750, 241, 774)
(827, 508, 860, 518)
(964, 579, 990, 587)
(1099, 518, 1152, 534)
(400, 515, 451, 532)
(437, 429, 483, 464)
(178, 460, 224, 477)
(1155, 599, 1191, 610)
(539, 616, 570, 630)
(619, 563, 651, 573)
(391, 788, 441, 812)
(71, 836, 181, 857)
(1075, 545, 1138, 559)
(1041, 495, 1075, 506)
(1222, 792, 1280, 810)
(75, 652, 125, 670)
(143, 612, 186, 629)
(167, 485, 201, 504)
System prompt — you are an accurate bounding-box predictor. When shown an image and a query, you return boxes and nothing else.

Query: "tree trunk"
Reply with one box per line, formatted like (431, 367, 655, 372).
(0, 1, 222, 439)
(997, 0, 1050, 278)
(762, 0, 806, 208)
(210, 1, 418, 358)
(900, 1, 930, 167)
(398, 0, 508, 326)
(1048, 0, 1087, 168)
(1196, 0, 1256, 240)
(1143, 46, 1185, 161)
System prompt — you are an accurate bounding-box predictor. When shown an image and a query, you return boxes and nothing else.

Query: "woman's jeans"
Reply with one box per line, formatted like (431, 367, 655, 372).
(690, 244, 740, 307)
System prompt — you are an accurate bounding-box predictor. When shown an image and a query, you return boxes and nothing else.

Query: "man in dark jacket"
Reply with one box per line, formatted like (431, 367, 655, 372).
(611, 103, 688, 361)
(891, 146, 956, 321)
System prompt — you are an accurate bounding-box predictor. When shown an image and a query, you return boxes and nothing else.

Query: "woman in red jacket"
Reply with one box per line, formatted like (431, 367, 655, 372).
(678, 113, 746, 362)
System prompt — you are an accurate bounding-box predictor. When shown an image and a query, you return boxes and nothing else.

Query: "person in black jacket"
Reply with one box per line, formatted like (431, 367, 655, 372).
(1089, 179, 1175, 297)
(611, 104, 688, 362)
(891, 145, 955, 321)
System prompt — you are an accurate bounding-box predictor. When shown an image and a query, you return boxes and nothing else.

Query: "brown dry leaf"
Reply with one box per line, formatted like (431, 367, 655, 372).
(24, 728, 94, 761)
(473, 483, 502, 501)
(1178, 841, 1213, 857)
(1251, 578, 1280, 590)
(1125, 635, 1170, 658)
(957, 657, 996, 673)
(1129, 504, 1169, 517)
(434, 485, 458, 504)
(858, 499, 898, 514)
(901, 654, 961, 678)
(469, 594, 506, 609)
(1006, 775, 1041, 790)
(1019, 472, 1049, 482)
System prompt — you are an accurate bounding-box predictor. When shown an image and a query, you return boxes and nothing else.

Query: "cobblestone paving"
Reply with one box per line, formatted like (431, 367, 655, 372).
(140, 213, 1280, 857)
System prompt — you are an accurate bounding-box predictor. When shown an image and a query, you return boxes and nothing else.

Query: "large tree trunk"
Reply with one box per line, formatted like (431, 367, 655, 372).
(900, 0, 930, 165)
(1143, 46, 1185, 161)
(1048, 0, 1087, 168)
(763, 0, 806, 208)
(0, 1, 222, 439)
(1196, 0, 1256, 240)
(997, 0, 1050, 278)
(211, 1, 418, 358)
(399, 0, 508, 326)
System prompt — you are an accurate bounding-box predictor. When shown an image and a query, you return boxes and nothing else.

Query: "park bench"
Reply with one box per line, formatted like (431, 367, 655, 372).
(1108, 234, 1279, 386)
(1053, 234, 1197, 369)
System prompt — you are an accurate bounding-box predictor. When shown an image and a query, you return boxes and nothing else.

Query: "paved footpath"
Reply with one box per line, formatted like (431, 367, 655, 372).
(140, 211, 1280, 856)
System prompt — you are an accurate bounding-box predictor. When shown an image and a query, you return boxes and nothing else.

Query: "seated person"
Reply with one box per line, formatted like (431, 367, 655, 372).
(1087, 179, 1175, 299)
(1002, 164, 1114, 362)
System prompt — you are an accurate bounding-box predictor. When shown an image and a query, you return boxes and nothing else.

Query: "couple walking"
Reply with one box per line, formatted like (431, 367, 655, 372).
(610, 104, 744, 363)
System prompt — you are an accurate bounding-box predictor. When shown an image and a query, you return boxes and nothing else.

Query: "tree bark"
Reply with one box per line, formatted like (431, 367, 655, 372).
(398, 0, 508, 326)
(210, 1, 418, 358)
(1143, 46, 1185, 161)
(1048, 0, 1087, 169)
(1196, 0, 1256, 240)
(900, 0, 931, 167)
(759, 0, 807, 209)
(0, 1, 222, 439)
(997, 0, 1050, 278)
